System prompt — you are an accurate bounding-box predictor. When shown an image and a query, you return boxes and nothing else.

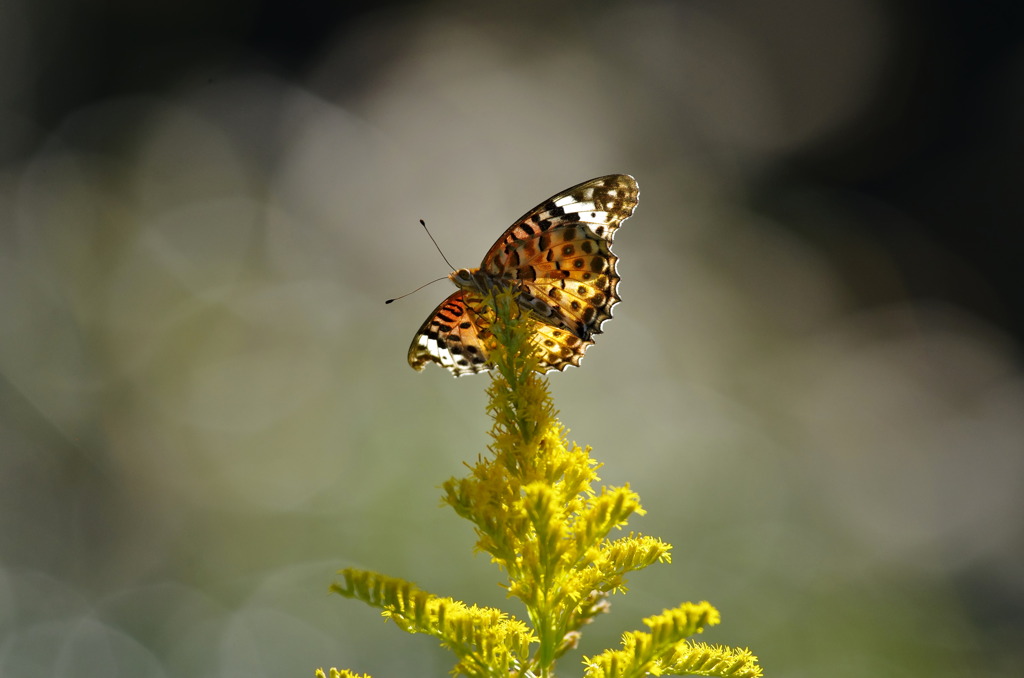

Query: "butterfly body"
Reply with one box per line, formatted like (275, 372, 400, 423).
(448, 267, 560, 326)
(408, 174, 639, 376)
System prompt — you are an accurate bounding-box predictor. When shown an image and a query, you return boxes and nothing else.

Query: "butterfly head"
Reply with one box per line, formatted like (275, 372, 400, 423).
(450, 267, 489, 292)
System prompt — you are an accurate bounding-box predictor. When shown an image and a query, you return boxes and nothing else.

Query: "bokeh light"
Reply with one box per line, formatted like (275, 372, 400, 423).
(2, 1, 1022, 677)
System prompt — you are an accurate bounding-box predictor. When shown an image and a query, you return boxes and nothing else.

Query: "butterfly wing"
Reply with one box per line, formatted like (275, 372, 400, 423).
(530, 322, 593, 372)
(406, 175, 639, 376)
(407, 290, 595, 375)
(407, 290, 497, 376)
(480, 174, 638, 341)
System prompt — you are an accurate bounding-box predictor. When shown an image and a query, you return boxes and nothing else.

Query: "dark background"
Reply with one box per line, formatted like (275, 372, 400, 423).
(15, 0, 1024, 343)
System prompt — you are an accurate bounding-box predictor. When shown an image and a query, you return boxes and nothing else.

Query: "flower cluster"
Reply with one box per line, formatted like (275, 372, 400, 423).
(319, 288, 762, 678)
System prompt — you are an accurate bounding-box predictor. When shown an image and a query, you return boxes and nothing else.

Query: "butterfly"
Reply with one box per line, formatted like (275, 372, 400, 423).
(407, 174, 639, 376)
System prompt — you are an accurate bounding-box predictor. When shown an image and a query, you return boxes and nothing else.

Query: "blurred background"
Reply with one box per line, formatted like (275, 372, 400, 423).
(1, 0, 1022, 676)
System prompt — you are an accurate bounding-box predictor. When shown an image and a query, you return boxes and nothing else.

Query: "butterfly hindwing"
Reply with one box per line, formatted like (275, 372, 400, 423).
(530, 322, 593, 372)
(408, 292, 594, 376)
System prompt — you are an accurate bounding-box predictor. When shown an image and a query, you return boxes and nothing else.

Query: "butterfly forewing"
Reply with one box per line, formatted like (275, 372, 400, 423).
(406, 174, 638, 376)
(485, 224, 620, 340)
(492, 174, 639, 249)
(408, 291, 496, 376)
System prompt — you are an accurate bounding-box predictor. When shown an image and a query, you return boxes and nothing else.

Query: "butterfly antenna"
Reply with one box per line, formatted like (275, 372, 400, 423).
(420, 219, 457, 271)
(385, 276, 448, 304)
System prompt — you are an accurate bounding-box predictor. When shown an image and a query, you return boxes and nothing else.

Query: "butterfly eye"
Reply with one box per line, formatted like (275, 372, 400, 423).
(452, 269, 474, 286)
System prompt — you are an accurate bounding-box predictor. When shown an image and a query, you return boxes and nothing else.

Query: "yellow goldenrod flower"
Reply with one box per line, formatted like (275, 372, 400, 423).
(322, 288, 762, 678)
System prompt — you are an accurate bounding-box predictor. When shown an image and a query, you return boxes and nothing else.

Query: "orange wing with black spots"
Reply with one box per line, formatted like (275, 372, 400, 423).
(408, 291, 497, 375)
(406, 175, 638, 376)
